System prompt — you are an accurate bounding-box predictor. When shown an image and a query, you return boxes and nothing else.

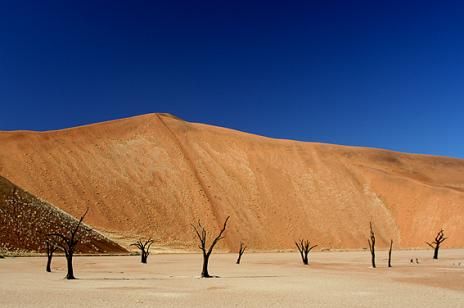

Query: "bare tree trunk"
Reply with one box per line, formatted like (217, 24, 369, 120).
(298, 250, 305, 264)
(433, 246, 439, 259)
(302, 253, 308, 265)
(46, 255, 52, 272)
(66, 254, 75, 280)
(202, 254, 210, 278)
(141, 252, 148, 264)
(371, 250, 376, 268)
(388, 240, 393, 268)
(236, 253, 243, 265)
(45, 241, 57, 273)
(368, 222, 376, 268)
(236, 242, 246, 264)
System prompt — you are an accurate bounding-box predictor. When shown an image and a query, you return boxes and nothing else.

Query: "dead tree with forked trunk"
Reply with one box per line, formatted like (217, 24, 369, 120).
(388, 239, 393, 268)
(368, 222, 376, 268)
(236, 242, 246, 264)
(45, 240, 59, 272)
(295, 239, 318, 265)
(426, 229, 447, 260)
(131, 239, 154, 264)
(192, 216, 230, 278)
(48, 208, 89, 280)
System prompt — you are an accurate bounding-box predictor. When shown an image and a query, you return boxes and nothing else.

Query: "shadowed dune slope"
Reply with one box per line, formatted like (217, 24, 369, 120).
(0, 175, 127, 254)
(0, 113, 463, 250)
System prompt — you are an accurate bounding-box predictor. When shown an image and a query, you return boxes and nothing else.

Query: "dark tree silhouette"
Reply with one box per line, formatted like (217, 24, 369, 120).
(367, 222, 376, 268)
(192, 216, 230, 278)
(426, 229, 447, 260)
(388, 239, 393, 268)
(45, 240, 59, 272)
(131, 238, 154, 264)
(295, 239, 318, 265)
(236, 242, 246, 264)
(48, 208, 89, 280)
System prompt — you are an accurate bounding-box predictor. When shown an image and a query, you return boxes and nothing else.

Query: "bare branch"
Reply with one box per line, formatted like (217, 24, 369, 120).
(295, 239, 317, 265)
(428, 228, 447, 259)
(131, 238, 154, 263)
(70, 207, 89, 242)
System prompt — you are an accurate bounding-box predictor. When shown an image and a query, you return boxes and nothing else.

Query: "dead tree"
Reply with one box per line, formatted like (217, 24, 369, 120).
(131, 239, 154, 264)
(236, 242, 246, 264)
(45, 240, 59, 272)
(388, 239, 393, 268)
(367, 222, 376, 268)
(192, 216, 230, 278)
(295, 239, 318, 265)
(426, 229, 447, 260)
(48, 208, 89, 280)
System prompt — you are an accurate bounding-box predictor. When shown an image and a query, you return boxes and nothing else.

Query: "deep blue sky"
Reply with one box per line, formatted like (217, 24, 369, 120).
(1, 1, 463, 158)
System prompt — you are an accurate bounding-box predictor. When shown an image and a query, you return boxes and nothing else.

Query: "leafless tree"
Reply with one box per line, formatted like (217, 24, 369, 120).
(45, 240, 59, 272)
(295, 239, 318, 265)
(192, 216, 230, 278)
(426, 229, 447, 260)
(131, 238, 154, 264)
(48, 208, 89, 279)
(388, 239, 393, 268)
(368, 222, 376, 268)
(236, 242, 246, 264)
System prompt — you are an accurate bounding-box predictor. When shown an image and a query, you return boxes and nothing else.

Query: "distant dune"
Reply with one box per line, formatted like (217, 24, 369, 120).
(0, 113, 463, 251)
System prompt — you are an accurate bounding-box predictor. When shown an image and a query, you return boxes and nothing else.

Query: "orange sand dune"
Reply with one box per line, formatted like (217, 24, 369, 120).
(0, 113, 463, 250)
(0, 175, 127, 254)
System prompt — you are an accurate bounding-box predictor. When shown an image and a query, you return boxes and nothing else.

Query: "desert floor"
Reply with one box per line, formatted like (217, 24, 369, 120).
(1, 249, 463, 307)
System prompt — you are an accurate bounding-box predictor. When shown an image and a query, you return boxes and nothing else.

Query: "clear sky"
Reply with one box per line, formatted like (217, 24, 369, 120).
(1, 1, 463, 158)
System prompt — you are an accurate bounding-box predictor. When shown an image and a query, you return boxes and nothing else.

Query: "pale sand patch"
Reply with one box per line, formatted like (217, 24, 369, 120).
(0, 249, 463, 307)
